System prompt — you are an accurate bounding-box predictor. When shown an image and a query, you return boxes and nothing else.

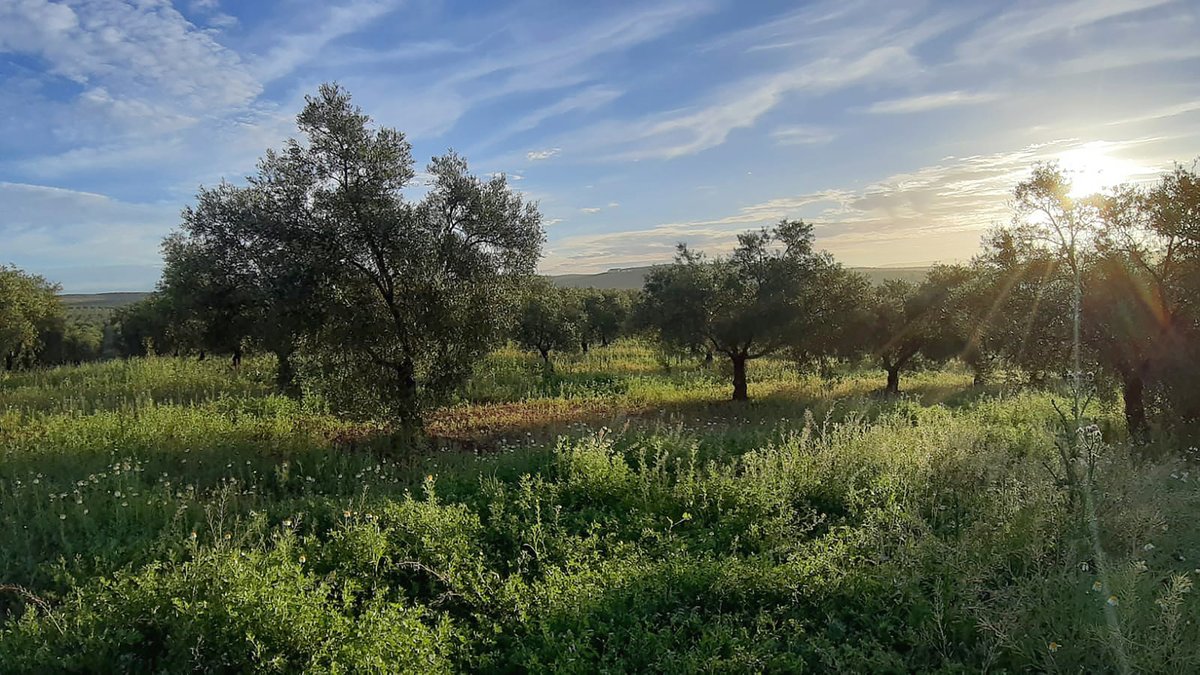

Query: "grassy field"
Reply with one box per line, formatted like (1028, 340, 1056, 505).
(1, 342, 1198, 672)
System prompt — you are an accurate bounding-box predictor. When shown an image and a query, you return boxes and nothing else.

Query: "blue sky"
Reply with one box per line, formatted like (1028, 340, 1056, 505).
(2, 0, 1199, 292)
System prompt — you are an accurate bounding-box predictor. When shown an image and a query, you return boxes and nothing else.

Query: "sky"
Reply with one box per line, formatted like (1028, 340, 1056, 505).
(2, 0, 1199, 292)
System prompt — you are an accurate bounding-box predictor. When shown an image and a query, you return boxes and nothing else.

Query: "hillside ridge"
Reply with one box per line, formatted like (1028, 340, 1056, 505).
(60, 267, 931, 307)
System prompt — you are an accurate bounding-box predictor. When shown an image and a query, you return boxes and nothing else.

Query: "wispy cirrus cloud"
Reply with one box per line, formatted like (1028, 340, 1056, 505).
(771, 125, 835, 146)
(865, 90, 999, 114)
(251, 0, 405, 81)
(491, 86, 622, 145)
(559, 45, 920, 162)
(957, 0, 1178, 63)
(539, 138, 1178, 274)
(534, 0, 980, 163)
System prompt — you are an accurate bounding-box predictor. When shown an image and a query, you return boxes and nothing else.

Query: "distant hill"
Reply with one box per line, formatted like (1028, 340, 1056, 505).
(60, 292, 150, 310)
(59, 266, 932, 307)
(550, 265, 931, 290)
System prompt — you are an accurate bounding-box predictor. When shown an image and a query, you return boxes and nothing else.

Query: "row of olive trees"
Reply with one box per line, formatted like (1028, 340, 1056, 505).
(512, 281, 633, 365)
(85, 83, 1199, 440)
(631, 219, 967, 400)
(0, 266, 106, 370)
(632, 163, 1200, 440)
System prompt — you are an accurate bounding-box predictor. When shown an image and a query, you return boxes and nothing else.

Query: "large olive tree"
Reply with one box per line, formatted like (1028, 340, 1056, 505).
(277, 84, 542, 422)
(160, 84, 543, 423)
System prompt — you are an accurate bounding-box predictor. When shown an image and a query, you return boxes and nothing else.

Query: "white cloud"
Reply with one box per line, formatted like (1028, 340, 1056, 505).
(771, 125, 835, 146)
(865, 90, 998, 114)
(252, 0, 405, 81)
(579, 207, 602, 214)
(0, 182, 177, 287)
(20, 103, 295, 187)
(527, 148, 562, 161)
(0, 0, 260, 112)
(189, 0, 237, 28)
(540, 138, 1179, 274)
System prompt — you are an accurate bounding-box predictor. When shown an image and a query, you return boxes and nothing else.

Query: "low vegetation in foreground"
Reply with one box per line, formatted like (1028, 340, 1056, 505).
(2, 347, 1198, 673)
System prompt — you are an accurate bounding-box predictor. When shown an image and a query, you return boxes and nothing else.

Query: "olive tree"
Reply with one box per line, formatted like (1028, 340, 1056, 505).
(268, 84, 542, 423)
(1085, 167, 1200, 438)
(578, 288, 631, 350)
(963, 229, 1073, 384)
(159, 227, 261, 367)
(514, 279, 580, 367)
(0, 266, 63, 371)
(867, 267, 971, 394)
(161, 162, 325, 391)
(639, 220, 837, 401)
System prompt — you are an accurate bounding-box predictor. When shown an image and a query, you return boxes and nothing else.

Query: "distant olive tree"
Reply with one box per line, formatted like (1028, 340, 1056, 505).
(963, 229, 1073, 385)
(639, 220, 839, 401)
(159, 227, 261, 368)
(514, 279, 580, 367)
(785, 265, 872, 374)
(867, 267, 971, 395)
(577, 288, 631, 351)
(161, 165, 325, 391)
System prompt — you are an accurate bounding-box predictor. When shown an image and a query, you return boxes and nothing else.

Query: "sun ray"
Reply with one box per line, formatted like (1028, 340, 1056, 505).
(1056, 142, 1146, 198)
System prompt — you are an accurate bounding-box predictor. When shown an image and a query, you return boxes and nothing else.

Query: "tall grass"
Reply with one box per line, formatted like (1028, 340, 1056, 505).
(1, 345, 1196, 672)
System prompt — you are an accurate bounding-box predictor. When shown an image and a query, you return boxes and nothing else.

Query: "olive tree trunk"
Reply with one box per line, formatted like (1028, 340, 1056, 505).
(731, 353, 748, 401)
(885, 364, 900, 395)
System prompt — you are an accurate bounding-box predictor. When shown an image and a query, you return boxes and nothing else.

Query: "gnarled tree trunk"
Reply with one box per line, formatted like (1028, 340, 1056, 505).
(275, 346, 299, 397)
(885, 363, 900, 395)
(396, 357, 420, 429)
(1122, 369, 1148, 443)
(731, 352, 748, 401)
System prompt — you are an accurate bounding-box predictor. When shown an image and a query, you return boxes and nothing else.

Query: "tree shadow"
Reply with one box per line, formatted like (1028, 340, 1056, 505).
(424, 371, 1007, 451)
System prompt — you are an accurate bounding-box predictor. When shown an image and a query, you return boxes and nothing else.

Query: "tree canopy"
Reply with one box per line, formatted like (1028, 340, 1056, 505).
(0, 266, 63, 371)
(639, 219, 843, 400)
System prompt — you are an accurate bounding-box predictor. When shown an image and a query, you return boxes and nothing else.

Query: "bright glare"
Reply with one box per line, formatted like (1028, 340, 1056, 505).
(1056, 142, 1145, 198)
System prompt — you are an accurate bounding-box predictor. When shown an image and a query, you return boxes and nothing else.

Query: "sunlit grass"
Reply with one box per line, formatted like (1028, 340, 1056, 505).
(1, 343, 1197, 671)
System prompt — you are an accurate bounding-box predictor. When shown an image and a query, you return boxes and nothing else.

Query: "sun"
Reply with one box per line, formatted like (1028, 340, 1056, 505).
(1055, 142, 1145, 198)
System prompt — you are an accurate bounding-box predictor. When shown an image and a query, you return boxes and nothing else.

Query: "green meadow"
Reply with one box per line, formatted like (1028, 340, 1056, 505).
(2, 344, 1197, 672)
